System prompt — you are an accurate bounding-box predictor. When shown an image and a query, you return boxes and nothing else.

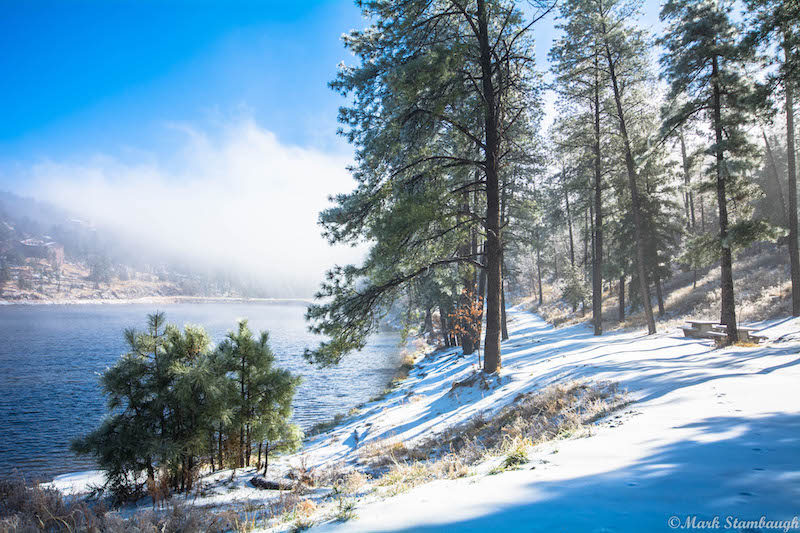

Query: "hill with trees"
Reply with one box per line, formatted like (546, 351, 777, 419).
(306, 0, 797, 370)
(0, 191, 291, 302)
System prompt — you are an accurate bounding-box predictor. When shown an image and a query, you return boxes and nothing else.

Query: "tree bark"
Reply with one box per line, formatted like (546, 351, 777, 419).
(439, 305, 450, 347)
(592, 64, 603, 336)
(218, 426, 224, 471)
(478, 0, 502, 373)
(209, 431, 216, 473)
(461, 194, 478, 355)
(712, 55, 738, 344)
(536, 246, 543, 306)
(563, 169, 575, 268)
(785, 40, 800, 317)
(477, 241, 487, 343)
(501, 275, 509, 341)
(679, 130, 696, 230)
(762, 130, 788, 226)
(700, 193, 706, 232)
(423, 307, 433, 337)
(603, 35, 656, 335)
(553, 238, 559, 280)
(655, 275, 665, 317)
(240, 355, 246, 468)
(618, 277, 625, 321)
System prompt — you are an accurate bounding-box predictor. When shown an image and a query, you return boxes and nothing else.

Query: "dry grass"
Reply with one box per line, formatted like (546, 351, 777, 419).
(359, 438, 413, 468)
(0, 471, 332, 533)
(0, 473, 241, 533)
(361, 380, 626, 496)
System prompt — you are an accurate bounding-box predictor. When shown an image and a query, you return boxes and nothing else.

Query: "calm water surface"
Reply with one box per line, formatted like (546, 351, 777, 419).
(0, 302, 405, 480)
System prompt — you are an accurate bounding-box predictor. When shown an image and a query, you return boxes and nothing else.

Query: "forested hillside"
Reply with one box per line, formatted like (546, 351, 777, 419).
(0, 191, 279, 301)
(306, 0, 798, 371)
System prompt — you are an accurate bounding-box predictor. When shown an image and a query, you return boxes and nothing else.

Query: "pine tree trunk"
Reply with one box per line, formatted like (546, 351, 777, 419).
(423, 307, 433, 336)
(712, 55, 738, 344)
(246, 423, 251, 467)
(209, 431, 216, 473)
(762, 131, 788, 226)
(785, 40, 800, 317)
(263, 443, 270, 476)
(240, 356, 246, 468)
(604, 39, 656, 335)
(593, 67, 603, 336)
(478, 0, 502, 374)
(536, 246, 543, 306)
(501, 278, 509, 341)
(439, 306, 450, 347)
(187, 454, 194, 492)
(461, 201, 478, 355)
(700, 194, 706, 232)
(553, 238, 559, 280)
(564, 172, 575, 268)
(655, 276, 665, 317)
(218, 426, 224, 470)
(619, 277, 625, 321)
(586, 206, 591, 272)
(680, 130, 696, 229)
(477, 242, 487, 342)
(257, 442, 262, 471)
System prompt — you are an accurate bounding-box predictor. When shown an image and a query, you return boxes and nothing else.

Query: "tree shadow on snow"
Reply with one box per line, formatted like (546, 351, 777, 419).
(382, 411, 800, 533)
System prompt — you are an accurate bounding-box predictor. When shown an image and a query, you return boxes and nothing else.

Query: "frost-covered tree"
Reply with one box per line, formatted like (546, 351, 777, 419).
(217, 320, 301, 469)
(744, 0, 800, 316)
(661, 0, 777, 343)
(307, 0, 548, 373)
(74, 314, 300, 499)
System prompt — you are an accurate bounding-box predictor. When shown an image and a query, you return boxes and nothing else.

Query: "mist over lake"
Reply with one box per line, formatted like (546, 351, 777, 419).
(0, 301, 405, 481)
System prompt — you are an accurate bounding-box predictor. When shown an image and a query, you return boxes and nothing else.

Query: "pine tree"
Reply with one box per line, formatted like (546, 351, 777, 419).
(74, 314, 300, 499)
(744, 0, 800, 316)
(550, 0, 609, 334)
(218, 321, 302, 470)
(661, 0, 774, 343)
(307, 0, 547, 373)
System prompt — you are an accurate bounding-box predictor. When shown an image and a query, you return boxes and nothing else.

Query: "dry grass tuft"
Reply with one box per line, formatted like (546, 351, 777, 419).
(367, 380, 626, 495)
(0, 473, 239, 533)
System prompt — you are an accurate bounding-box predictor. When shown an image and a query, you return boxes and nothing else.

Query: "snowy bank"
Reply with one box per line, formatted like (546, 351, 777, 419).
(46, 307, 800, 532)
(310, 308, 800, 532)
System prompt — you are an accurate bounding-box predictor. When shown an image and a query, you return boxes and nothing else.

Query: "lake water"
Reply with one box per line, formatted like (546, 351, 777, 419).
(0, 302, 405, 481)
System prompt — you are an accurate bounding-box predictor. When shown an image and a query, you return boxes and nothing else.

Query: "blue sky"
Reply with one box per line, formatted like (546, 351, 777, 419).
(0, 0, 663, 293)
(0, 0, 363, 182)
(0, 0, 664, 188)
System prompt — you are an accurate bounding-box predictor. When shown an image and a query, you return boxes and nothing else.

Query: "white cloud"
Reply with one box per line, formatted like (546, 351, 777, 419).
(22, 117, 364, 297)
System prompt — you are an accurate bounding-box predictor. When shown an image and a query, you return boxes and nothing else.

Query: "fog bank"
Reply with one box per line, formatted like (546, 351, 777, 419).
(21, 117, 363, 297)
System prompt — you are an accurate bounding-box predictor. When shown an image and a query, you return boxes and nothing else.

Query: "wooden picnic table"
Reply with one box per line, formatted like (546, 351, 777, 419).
(680, 321, 767, 344)
(681, 320, 720, 338)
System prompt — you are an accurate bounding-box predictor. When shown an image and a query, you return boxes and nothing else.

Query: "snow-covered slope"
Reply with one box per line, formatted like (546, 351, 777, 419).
(48, 307, 800, 532)
(312, 307, 800, 532)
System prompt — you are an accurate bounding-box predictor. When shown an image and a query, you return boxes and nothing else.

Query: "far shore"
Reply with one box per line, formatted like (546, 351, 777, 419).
(0, 295, 315, 306)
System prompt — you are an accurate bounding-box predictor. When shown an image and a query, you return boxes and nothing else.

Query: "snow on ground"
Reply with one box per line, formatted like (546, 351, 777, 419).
(309, 307, 800, 532)
(49, 307, 800, 531)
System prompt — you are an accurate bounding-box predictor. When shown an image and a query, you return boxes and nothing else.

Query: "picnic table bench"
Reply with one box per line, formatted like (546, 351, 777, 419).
(680, 320, 768, 345)
(711, 324, 767, 344)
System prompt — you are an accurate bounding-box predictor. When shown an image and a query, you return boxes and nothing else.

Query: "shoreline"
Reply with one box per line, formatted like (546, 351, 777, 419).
(32, 308, 800, 531)
(0, 295, 315, 306)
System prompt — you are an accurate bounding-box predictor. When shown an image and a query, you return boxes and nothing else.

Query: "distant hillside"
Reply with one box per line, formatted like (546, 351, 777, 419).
(0, 191, 276, 302)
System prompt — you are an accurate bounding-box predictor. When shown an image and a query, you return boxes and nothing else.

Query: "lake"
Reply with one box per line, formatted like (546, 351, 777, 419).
(0, 301, 406, 480)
